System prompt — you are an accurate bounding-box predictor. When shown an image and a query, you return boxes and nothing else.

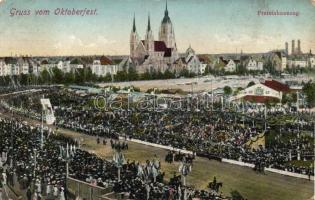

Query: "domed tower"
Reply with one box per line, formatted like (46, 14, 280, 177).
(159, 0, 176, 50)
(130, 14, 139, 58)
(145, 14, 154, 53)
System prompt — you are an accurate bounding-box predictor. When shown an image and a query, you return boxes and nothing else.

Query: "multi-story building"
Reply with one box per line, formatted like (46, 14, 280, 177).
(130, 1, 179, 73)
(89, 56, 118, 77)
(246, 57, 263, 71)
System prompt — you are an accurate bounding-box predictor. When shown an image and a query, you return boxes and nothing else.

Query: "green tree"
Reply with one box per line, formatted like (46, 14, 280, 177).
(116, 70, 128, 81)
(141, 70, 152, 80)
(52, 67, 64, 84)
(40, 69, 50, 84)
(19, 74, 28, 85)
(204, 65, 209, 75)
(223, 86, 232, 96)
(128, 66, 139, 81)
(163, 69, 175, 79)
(179, 68, 190, 77)
(247, 81, 255, 88)
(302, 81, 315, 108)
(64, 72, 75, 84)
(233, 87, 243, 95)
(236, 64, 247, 75)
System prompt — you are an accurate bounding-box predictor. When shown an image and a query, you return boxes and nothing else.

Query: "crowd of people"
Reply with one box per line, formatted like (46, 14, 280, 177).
(3, 88, 315, 176)
(0, 86, 314, 199)
(0, 115, 227, 199)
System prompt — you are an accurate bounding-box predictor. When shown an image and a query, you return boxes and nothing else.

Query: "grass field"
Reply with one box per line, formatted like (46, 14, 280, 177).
(57, 128, 314, 200)
(1, 111, 313, 200)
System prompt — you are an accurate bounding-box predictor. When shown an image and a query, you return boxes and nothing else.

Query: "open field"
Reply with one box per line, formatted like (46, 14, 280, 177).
(98, 74, 314, 92)
(1, 112, 313, 200)
(59, 128, 314, 200)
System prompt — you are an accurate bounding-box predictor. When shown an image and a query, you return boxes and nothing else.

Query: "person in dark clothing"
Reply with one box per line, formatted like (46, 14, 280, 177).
(27, 187, 32, 200)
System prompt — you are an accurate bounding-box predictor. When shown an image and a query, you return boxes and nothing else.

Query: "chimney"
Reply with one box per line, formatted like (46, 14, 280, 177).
(291, 40, 295, 55)
(285, 42, 288, 55)
(297, 39, 301, 54)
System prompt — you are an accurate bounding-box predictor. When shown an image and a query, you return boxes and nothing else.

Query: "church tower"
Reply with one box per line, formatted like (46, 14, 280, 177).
(159, 0, 176, 50)
(145, 14, 154, 53)
(130, 14, 139, 58)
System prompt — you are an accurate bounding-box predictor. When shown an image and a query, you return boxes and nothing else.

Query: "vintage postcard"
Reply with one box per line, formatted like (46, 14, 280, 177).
(0, 0, 314, 200)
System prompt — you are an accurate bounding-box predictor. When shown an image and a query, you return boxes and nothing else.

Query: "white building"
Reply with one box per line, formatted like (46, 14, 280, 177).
(185, 46, 203, 74)
(288, 59, 308, 68)
(309, 57, 315, 68)
(130, 1, 179, 73)
(281, 56, 287, 71)
(40, 60, 56, 72)
(246, 58, 263, 71)
(90, 56, 118, 77)
(224, 59, 238, 72)
(17, 58, 29, 74)
(0, 60, 10, 76)
(230, 83, 282, 103)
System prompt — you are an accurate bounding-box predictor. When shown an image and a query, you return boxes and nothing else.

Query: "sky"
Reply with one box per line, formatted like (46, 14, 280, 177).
(0, 0, 314, 56)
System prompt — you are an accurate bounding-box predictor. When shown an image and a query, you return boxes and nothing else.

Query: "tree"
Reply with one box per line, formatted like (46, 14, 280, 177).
(233, 87, 243, 95)
(20, 74, 28, 85)
(247, 81, 255, 88)
(128, 66, 139, 81)
(141, 70, 152, 80)
(204, 65, 211, 75)
(236, 64, 247, 75)
(40, 69, 50, 84)
(303, 81, 315, 108)
(223, 86, 232, 96)
(52, 67, 64, 84)
(64, 72, 75, 85)
(116, 70, 128, 81)
(179, 68, 190, 78)
(163, 69, 175, 79)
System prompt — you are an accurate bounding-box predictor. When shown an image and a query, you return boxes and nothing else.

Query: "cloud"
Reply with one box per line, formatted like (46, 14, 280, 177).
(214, 33, 278, 46)
(69, 35, 83, 46)
(53, 42, 62, 49)
(86, 43, 96, 48)
(97, 35, 117, 45)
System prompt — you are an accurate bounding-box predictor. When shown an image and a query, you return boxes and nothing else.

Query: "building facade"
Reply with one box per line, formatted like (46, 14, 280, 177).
(130, 1, 179, 73)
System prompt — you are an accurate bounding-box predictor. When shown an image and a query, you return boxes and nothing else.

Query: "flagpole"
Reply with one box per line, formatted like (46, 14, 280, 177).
(41, 109, 44, 149)
(66, 143, 69, 178)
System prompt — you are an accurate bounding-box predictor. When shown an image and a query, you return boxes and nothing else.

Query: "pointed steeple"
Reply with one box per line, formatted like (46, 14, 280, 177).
(162, 0, 171, 24)
(165, 0, 168, 16)
(147, 13, 151, 31)
(132, 13, 136, 32)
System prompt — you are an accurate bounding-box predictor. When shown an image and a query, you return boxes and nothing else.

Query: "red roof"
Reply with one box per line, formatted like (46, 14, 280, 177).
(243, 95, 280, 103)
(219, 57, 228, 65)
(154, 41, 167, 51)
(141, 40, 172, 57)
(262, 80, 290, 93)
(164, 48, 172, 57)
(100, 56, 113, 65)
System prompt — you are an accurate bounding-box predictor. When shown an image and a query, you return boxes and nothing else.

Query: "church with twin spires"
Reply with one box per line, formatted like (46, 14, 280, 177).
(130, 1, 179, 73)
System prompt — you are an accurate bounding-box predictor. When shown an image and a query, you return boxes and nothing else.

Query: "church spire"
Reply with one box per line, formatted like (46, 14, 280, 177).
(132, 13, 136, 32)
(165, 0, 168, 16)
(147, 13, 151, 31)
